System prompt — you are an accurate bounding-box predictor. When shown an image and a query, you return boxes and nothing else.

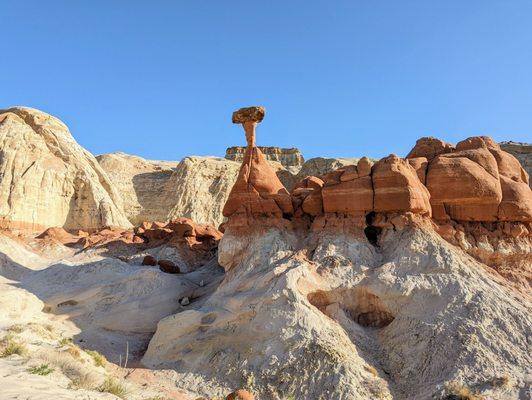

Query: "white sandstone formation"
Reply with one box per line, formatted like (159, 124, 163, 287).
(143, 222, 531, 399)
(165, 156, 241, 227)
(96, 152, 177, 224)
(0, 107, 131, 232)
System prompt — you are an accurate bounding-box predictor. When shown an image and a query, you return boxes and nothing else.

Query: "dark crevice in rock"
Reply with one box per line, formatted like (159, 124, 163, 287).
(364, 212, 382, 247)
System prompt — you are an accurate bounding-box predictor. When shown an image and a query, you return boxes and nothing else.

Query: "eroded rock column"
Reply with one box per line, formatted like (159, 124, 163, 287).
(222, 106, 293, 223)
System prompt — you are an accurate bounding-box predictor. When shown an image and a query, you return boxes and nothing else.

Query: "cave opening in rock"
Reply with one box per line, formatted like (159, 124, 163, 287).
(307, 288, 395, 329)
(364, 212, 382, 246)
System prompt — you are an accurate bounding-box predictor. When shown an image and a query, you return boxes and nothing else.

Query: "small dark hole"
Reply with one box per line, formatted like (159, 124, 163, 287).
(364, 212, 381, 246)
(364, 226, 381, 246)
(365, 211, 376, 225)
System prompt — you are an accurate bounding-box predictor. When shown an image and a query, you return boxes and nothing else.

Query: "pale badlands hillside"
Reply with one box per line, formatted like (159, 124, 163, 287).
(0, 107, 530, 400)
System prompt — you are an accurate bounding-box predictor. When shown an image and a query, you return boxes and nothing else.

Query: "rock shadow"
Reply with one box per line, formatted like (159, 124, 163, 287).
(9, 253, 224, 366)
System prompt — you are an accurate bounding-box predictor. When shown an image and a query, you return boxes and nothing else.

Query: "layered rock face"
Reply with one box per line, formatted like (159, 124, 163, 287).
(166, 156, 241, 227)
(0, 107, 131, 232)
(225, 146, 304, 168)
(97, 155, 298, 228)
(500, 141, 532, 187)
(317, 155, 431, 217)
(96, 152, 177, 224)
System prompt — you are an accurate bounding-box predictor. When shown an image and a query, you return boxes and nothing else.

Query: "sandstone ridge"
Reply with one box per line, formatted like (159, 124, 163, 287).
(0, 107, 131, 232)
(223, 133, 532, 229)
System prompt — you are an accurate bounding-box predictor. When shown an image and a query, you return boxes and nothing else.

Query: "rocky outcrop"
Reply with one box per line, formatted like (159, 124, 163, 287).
(143, 117, 531, 399)
(221, 125, 531, 228)
(0, 107, 131, 232)
(294, 154, 431, 220)
(96, 152, 177, 225)
(222, 147, 293, 219)
(500, 141, 532, 187)
(158, 156, 240, 228)
(96, 153, 296, 229)
(226, 146, 304, 168)
(291, 176, 324, 217)
(222, 107, 293, 224)
(1, 105, 531, 400)
(435, 220, 532, 296)
(421, 136, 531, 222)
(145, 215, 531, 399)
(168, 156, 295, 227)
(372, 155, 431, 214)
(77, 218, 222, 250)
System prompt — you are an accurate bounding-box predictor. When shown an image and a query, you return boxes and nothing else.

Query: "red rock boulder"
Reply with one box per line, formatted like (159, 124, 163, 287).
(226, 389, 254, 400)
(498, 175, 532, 221)
(487, 144, 532, 221)
(158, 259, 180, 274)
(406, 137, 454, 161)
(372, 155, 431, 215)
(321, 165, 373, 214)
(427, 155, 502, 221)
(407, 157, 428, 184)
(36, 227, 77, 244)
(142, 255, 157, 266)
(426, 136, 532, 221)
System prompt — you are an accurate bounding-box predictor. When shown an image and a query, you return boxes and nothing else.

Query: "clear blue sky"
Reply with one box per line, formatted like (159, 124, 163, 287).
(1, 1, 531, 161)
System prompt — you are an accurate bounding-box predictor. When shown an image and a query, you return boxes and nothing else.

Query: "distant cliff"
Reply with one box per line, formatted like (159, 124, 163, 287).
(225, 146, 304, 168)
(501, 141, 532, 187)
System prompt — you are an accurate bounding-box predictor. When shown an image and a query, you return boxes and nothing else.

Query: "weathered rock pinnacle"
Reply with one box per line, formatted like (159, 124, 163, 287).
(223, 106, 293, 223)
(232, 106, 265, 148)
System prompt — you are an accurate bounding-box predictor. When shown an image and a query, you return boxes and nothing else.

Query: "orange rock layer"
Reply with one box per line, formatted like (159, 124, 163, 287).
(224, 136, 532, 224)
(36, 218, 223, 251)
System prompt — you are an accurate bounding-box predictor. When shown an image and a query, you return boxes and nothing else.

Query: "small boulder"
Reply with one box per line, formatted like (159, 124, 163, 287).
(143, 227, 173, 241)
(166, 218, 195, 237)
(139, 221, 153, 230)
(226, 389, 254, 400)
(142, 255, 157, 266)
(36, 227, 77, 244)
(232, 106, 265, 124)
(406, 137, 454, 161)
(158, 260, 180, 274)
